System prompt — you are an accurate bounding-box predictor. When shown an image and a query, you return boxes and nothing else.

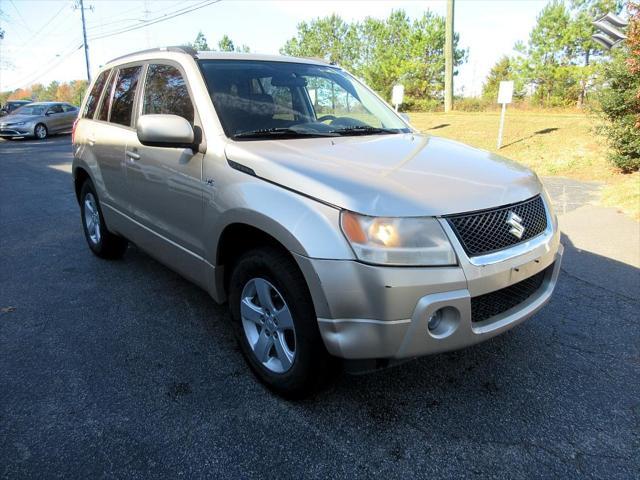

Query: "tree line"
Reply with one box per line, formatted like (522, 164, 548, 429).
(482, 0, 624, 108)
(0, 80, 88, 107)
(1, 1, 636, 170)
(0, 1, 620, 110)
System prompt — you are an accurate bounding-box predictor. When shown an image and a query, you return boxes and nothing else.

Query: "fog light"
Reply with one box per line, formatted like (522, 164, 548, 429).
(427, 309, 443, 332)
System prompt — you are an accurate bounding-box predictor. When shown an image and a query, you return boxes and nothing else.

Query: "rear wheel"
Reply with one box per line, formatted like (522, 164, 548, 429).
(34, 123, 47, 140)
(228, 247, 335, 398)
(80, 180, 128, 259)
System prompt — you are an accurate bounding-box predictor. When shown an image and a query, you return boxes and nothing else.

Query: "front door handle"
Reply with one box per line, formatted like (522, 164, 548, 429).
(87, 137, 96, 146)
(126, 150, 140, 160)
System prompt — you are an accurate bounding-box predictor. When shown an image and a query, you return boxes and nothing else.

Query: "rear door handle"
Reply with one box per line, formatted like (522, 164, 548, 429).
(126, 150, 140, 160)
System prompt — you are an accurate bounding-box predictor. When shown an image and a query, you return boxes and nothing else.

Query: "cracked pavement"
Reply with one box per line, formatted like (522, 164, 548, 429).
(1, 136, 638, 479)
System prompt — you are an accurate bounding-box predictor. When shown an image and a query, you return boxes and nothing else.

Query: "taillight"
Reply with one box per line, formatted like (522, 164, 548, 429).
(71, 118, 79, 144)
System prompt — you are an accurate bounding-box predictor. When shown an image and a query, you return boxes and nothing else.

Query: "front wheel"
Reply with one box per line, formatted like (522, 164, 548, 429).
(80, 180, 128, 259)
(228, 247, 335, 398)
(34, 123, 48, 140)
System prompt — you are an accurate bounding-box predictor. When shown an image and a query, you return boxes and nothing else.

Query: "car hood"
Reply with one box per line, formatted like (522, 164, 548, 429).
(224, 133, 543, 217)
(1, 114, 38, 124)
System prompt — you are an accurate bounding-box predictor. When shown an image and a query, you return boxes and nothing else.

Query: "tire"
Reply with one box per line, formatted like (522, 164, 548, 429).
(228, 247, 335, 398)
(34, 123, 48, 140)
(79, 179, 128, 259)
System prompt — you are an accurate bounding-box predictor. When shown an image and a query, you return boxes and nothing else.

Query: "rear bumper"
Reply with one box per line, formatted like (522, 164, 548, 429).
(294, 208, 562, 360)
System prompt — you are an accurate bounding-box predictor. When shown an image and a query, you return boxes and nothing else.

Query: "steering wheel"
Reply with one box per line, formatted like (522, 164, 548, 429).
(317, 115, 337, 123)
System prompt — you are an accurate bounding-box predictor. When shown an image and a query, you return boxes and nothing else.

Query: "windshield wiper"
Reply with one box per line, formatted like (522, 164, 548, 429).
(233, 127, 338, 139)
(330, 126, 400, 136)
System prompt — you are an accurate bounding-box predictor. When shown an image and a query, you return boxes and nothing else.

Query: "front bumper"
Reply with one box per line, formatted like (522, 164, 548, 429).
(0, 126, 33, 137)
(295, 208, 562, 361)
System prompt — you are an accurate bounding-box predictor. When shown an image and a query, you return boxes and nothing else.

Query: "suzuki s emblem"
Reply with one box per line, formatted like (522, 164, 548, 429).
(506, 211, 525, 239)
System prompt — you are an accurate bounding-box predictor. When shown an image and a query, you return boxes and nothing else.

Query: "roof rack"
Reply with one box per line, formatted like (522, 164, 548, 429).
(107, 46, 197, 65)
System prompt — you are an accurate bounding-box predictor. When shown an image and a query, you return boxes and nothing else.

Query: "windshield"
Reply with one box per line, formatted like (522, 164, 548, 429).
(198, 60, 410, 140)
(13, 105, 46, 116)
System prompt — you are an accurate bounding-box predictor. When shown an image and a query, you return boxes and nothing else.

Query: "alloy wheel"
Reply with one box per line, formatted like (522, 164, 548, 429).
(35, 124, 47, 139)
(83, 193, 101, 245)
(240, 277, 296, 373)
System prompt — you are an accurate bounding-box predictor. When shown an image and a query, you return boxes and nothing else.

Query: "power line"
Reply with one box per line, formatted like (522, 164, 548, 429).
(4, 41, 83, 90)
(3, 0, 222, 91)
(6, 3, 70, 57)
(85, 0, 202, 32)
(8, 0, 32, 33)
(89, 0, 220, 42)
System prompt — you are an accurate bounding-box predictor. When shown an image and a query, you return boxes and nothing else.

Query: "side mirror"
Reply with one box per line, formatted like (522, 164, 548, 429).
(136, 114, 195, 149)
(45, 111, 54, 116)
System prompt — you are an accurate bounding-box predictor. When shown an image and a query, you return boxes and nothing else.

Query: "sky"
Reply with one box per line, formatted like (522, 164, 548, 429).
(0, 0, 548, 98)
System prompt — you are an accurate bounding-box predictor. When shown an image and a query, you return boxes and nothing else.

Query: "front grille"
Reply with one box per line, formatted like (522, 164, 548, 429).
(446, 195, 547, 257)
(471, 264, 551, 323)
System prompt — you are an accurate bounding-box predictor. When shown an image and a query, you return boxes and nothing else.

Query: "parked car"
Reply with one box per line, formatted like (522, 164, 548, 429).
(0, 101, 78, 139)
(0, 99, 32, 117)
(72, 47, 563, 397)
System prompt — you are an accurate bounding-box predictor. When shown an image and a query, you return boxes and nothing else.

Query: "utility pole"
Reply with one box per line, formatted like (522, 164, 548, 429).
(143, 0, 151, 48)
(78, 0, 91, 82)
(444, 0, 455, 112)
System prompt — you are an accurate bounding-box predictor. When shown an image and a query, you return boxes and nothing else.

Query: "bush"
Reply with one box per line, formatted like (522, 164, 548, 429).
(453, 97, 491, 112)
(594, 4, 640, 173)
(402, 97, 441, 112)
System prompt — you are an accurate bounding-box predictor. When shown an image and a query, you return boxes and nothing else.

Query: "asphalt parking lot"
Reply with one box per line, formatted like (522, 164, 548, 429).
(1, 135, 638, 479)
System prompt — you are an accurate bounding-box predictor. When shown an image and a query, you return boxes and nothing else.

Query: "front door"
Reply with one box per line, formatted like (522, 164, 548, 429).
(125, 62, 204, 257)
(44, 104, 65, 133)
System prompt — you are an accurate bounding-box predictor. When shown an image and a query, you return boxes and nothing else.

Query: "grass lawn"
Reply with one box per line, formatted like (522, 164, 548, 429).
(408, 111, 639, 220)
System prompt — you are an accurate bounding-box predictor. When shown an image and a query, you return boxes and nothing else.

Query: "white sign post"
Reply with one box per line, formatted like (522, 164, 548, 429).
(497, 80, 514, 149)
(392, 84, 404, 112)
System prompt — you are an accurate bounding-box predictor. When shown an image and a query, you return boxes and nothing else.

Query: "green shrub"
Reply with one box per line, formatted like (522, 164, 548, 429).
(594, 4, 640, 173)
(453, 97, 490, 112)
(402, 97, 441, 112)
(595, 52, 640, 173)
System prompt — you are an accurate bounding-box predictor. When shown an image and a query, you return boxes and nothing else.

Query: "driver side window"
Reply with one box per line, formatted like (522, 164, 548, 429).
(47, 104, 64, 115)
(306, 78, 381, 127)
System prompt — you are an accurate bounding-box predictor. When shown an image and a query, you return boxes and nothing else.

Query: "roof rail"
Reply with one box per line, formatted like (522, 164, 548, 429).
(107, 46, 198, 65)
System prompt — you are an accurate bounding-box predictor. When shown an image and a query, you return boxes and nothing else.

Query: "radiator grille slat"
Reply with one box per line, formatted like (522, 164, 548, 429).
(446, 195, 547, 257)
(470, 265, 550, 323)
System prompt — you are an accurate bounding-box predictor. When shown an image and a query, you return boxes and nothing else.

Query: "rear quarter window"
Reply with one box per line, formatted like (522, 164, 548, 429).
(83, 69, 110, 118)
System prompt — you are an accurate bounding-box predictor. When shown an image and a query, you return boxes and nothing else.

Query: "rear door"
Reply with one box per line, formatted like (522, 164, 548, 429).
(92, 64, 143, 213)
(61, 104, 79, 131)
(76, 67, 110, 181)
(124, 61, 204, 256)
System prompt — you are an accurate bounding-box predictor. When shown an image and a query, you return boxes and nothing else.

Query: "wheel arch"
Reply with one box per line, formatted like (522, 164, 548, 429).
(73, 165, 91, 204)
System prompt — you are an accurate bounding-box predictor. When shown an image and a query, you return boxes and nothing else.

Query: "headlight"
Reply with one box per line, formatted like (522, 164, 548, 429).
(8, 122, 26, 126)
(340, 211, 457, 266)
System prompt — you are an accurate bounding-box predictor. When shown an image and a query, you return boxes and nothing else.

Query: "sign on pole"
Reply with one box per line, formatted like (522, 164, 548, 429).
(392, 84, 404, 112)
(497, 80, 514, 149)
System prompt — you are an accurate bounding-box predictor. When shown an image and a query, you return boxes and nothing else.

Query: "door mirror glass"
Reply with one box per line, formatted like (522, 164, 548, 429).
(136, 114, 194, 148)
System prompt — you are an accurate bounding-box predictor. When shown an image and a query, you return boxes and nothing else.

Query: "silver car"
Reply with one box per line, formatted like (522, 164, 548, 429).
(0, 101, 78, 140)
(72, 47, 563, 397)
